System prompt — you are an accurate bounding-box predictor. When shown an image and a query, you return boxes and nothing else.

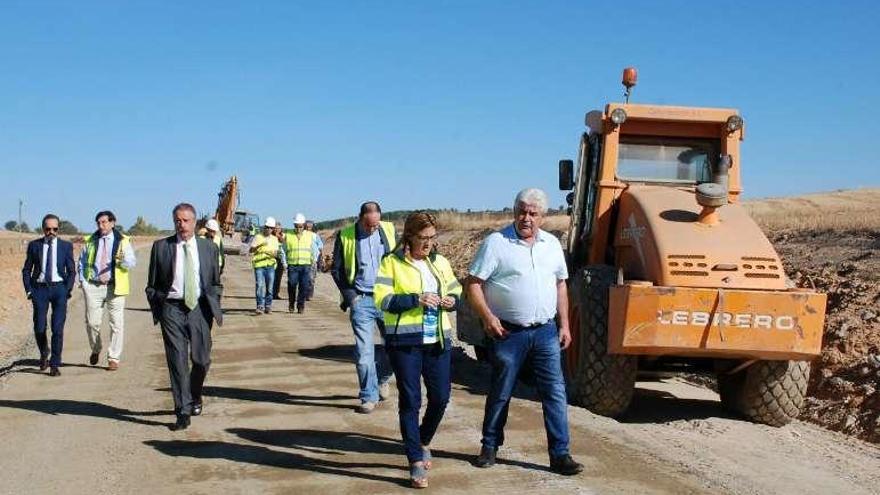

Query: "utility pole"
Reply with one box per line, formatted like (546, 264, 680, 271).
(18, 198, 25, 251)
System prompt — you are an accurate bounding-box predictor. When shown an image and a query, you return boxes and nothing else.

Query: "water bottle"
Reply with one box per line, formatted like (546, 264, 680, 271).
(423, 292, 439, 341)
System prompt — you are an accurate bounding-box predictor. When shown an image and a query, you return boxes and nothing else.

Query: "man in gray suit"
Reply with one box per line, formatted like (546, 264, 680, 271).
(146, 203, 223, 431)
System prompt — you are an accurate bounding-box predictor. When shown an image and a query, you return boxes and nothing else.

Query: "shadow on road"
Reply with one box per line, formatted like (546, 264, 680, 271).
(0, 359, 43, 378)
(230, 428, 403, 457)
(0, 399, 171, 427)
(221, 294, 260, 300)
(221, 308, 261, 315)
(157, 386, 359, 411)
(228, 427, 550, 472)
(294, 344, 357, 364)
(619, 388, 734, 423)
(0, 359, 108, 377)
(144, 439, 410, 487)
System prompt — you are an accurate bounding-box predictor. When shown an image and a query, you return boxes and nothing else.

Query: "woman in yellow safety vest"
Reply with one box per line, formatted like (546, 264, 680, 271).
(373, 211, 462, 489)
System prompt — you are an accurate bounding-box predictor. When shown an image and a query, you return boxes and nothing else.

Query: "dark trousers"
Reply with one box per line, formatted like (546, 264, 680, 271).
(481, 321, 570, 458)
(31, 284, 68, 367)
(159, 299, 213, 416)
(272, 263, 285, 299)
(387, 343, 451, 463)
(286, 264, 312, 310)
(306, 263, 318, 299)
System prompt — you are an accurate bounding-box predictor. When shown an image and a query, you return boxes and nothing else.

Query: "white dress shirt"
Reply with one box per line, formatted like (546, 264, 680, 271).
(37, 238, 63, 283)
(167, 235, 201, 300)
(468, 224, 568, 326)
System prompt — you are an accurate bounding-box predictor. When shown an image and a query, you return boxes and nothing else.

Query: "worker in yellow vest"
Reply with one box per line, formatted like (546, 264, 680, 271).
(330, 201, 396, 413)
(272, 221, 286, 300)
(249, 217, 282, 315)
(77, 210, 136, 370)
(201, 219, 225, 274)
(283, 213, 317, 314)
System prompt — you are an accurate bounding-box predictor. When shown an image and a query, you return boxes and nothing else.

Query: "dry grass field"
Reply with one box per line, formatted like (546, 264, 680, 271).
(745, 188, 880, 232)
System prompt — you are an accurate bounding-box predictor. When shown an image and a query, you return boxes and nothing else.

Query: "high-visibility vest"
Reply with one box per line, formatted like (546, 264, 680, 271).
(373, 249, 462, 347)
(199, 234, 224, 269)
(285, 230, 316, 266)
(339, 221, 396, 284)
(83, 232, 131, 296)
(252, 234, 279, 268)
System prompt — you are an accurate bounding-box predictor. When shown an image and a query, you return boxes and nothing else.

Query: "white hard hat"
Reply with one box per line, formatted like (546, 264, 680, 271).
(205, 219, 220, 231)
(294, 213, 306, 225)
(264, 217, 277, 228)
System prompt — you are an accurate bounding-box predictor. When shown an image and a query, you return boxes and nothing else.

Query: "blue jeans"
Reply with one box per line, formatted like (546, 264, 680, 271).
(287, 265, 312, 310)
(388, 344, 451, 463)
(350, 294, 392, 403)
(254, 266, 275, 309)
(31, 284, 68, 367)
(481, 320, 570, 458)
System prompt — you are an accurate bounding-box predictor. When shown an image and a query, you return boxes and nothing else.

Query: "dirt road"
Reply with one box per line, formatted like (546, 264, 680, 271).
(1, 251, 878, 494)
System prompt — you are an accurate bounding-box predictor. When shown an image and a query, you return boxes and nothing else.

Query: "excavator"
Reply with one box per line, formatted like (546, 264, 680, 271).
(207, 175, 260, 254)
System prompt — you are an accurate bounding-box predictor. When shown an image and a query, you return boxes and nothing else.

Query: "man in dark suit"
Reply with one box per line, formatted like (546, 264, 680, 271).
(21, 213, 76, 376)
(146, 203, 223, 431)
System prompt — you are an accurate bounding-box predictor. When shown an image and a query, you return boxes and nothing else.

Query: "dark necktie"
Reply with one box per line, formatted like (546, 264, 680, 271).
(45, 238, 54, 282)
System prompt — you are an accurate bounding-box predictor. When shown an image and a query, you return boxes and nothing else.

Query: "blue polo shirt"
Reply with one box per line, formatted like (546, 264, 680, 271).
(468, 223, 568, 326)
(354, 224, 385, 293)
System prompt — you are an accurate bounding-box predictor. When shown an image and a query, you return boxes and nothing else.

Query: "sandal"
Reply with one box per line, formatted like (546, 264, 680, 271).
(422, 446, 433, 470)
(410, 462, 428, 489)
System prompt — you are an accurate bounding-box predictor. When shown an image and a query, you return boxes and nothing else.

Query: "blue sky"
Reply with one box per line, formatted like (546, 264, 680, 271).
(1, 1, 878, 230)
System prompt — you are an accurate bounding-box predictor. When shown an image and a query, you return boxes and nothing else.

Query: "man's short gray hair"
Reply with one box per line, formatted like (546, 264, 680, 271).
(514, 188, 549, 214)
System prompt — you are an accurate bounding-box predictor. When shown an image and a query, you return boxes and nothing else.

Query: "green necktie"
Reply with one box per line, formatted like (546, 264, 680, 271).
(184, 242, 198, 310)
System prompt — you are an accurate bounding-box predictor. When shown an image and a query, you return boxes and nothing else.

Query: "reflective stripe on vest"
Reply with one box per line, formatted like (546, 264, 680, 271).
(252, 234, 279, 268)
(373, 251, 462, 347)
(83, 233, 131, 296)
(213, 235, 223, 267)
(340, 221, 397, 285)
(285, 230, 316, 265)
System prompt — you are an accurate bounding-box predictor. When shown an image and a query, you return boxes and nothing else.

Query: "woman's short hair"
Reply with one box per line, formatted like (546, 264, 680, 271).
(403, 211, 437, 251)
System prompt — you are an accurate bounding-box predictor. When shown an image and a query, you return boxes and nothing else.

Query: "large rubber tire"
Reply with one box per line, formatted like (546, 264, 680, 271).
(717, 360, 810, 427)
(566, 265, 637, 417)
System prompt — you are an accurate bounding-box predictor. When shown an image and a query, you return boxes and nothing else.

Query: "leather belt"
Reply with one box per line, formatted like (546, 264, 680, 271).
(500, 319, 553, 331)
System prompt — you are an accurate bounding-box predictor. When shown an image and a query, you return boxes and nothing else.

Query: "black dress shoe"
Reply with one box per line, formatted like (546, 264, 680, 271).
(39, 357, 49, 371)
(89, 352, 100, 365)
(48, 367, 61, 377)
(192, 402, 203, 416)
(170, 414, 191, 431)
(550, 454, 584, 476)
(474, 446, 497, 468)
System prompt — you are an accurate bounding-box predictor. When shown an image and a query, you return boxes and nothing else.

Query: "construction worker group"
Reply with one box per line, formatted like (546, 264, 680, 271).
(21, 188, 583, 489)
(248, 213, 322, 315)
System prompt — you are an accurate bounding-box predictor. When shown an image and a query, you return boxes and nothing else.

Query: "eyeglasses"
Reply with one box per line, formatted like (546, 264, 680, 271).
(44, 227, 59, 232)
(415, 234, 437, 242)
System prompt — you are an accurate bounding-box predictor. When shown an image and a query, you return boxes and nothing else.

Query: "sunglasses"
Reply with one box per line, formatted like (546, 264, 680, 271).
(44, 227, 59, 232)
(415, 234, 437, 242)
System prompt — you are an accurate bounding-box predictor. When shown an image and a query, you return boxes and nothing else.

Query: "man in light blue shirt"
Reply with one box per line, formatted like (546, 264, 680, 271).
(467, 188, 583, 476)
(305, 220, 324, 301)
(330, 201, 396, 414)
